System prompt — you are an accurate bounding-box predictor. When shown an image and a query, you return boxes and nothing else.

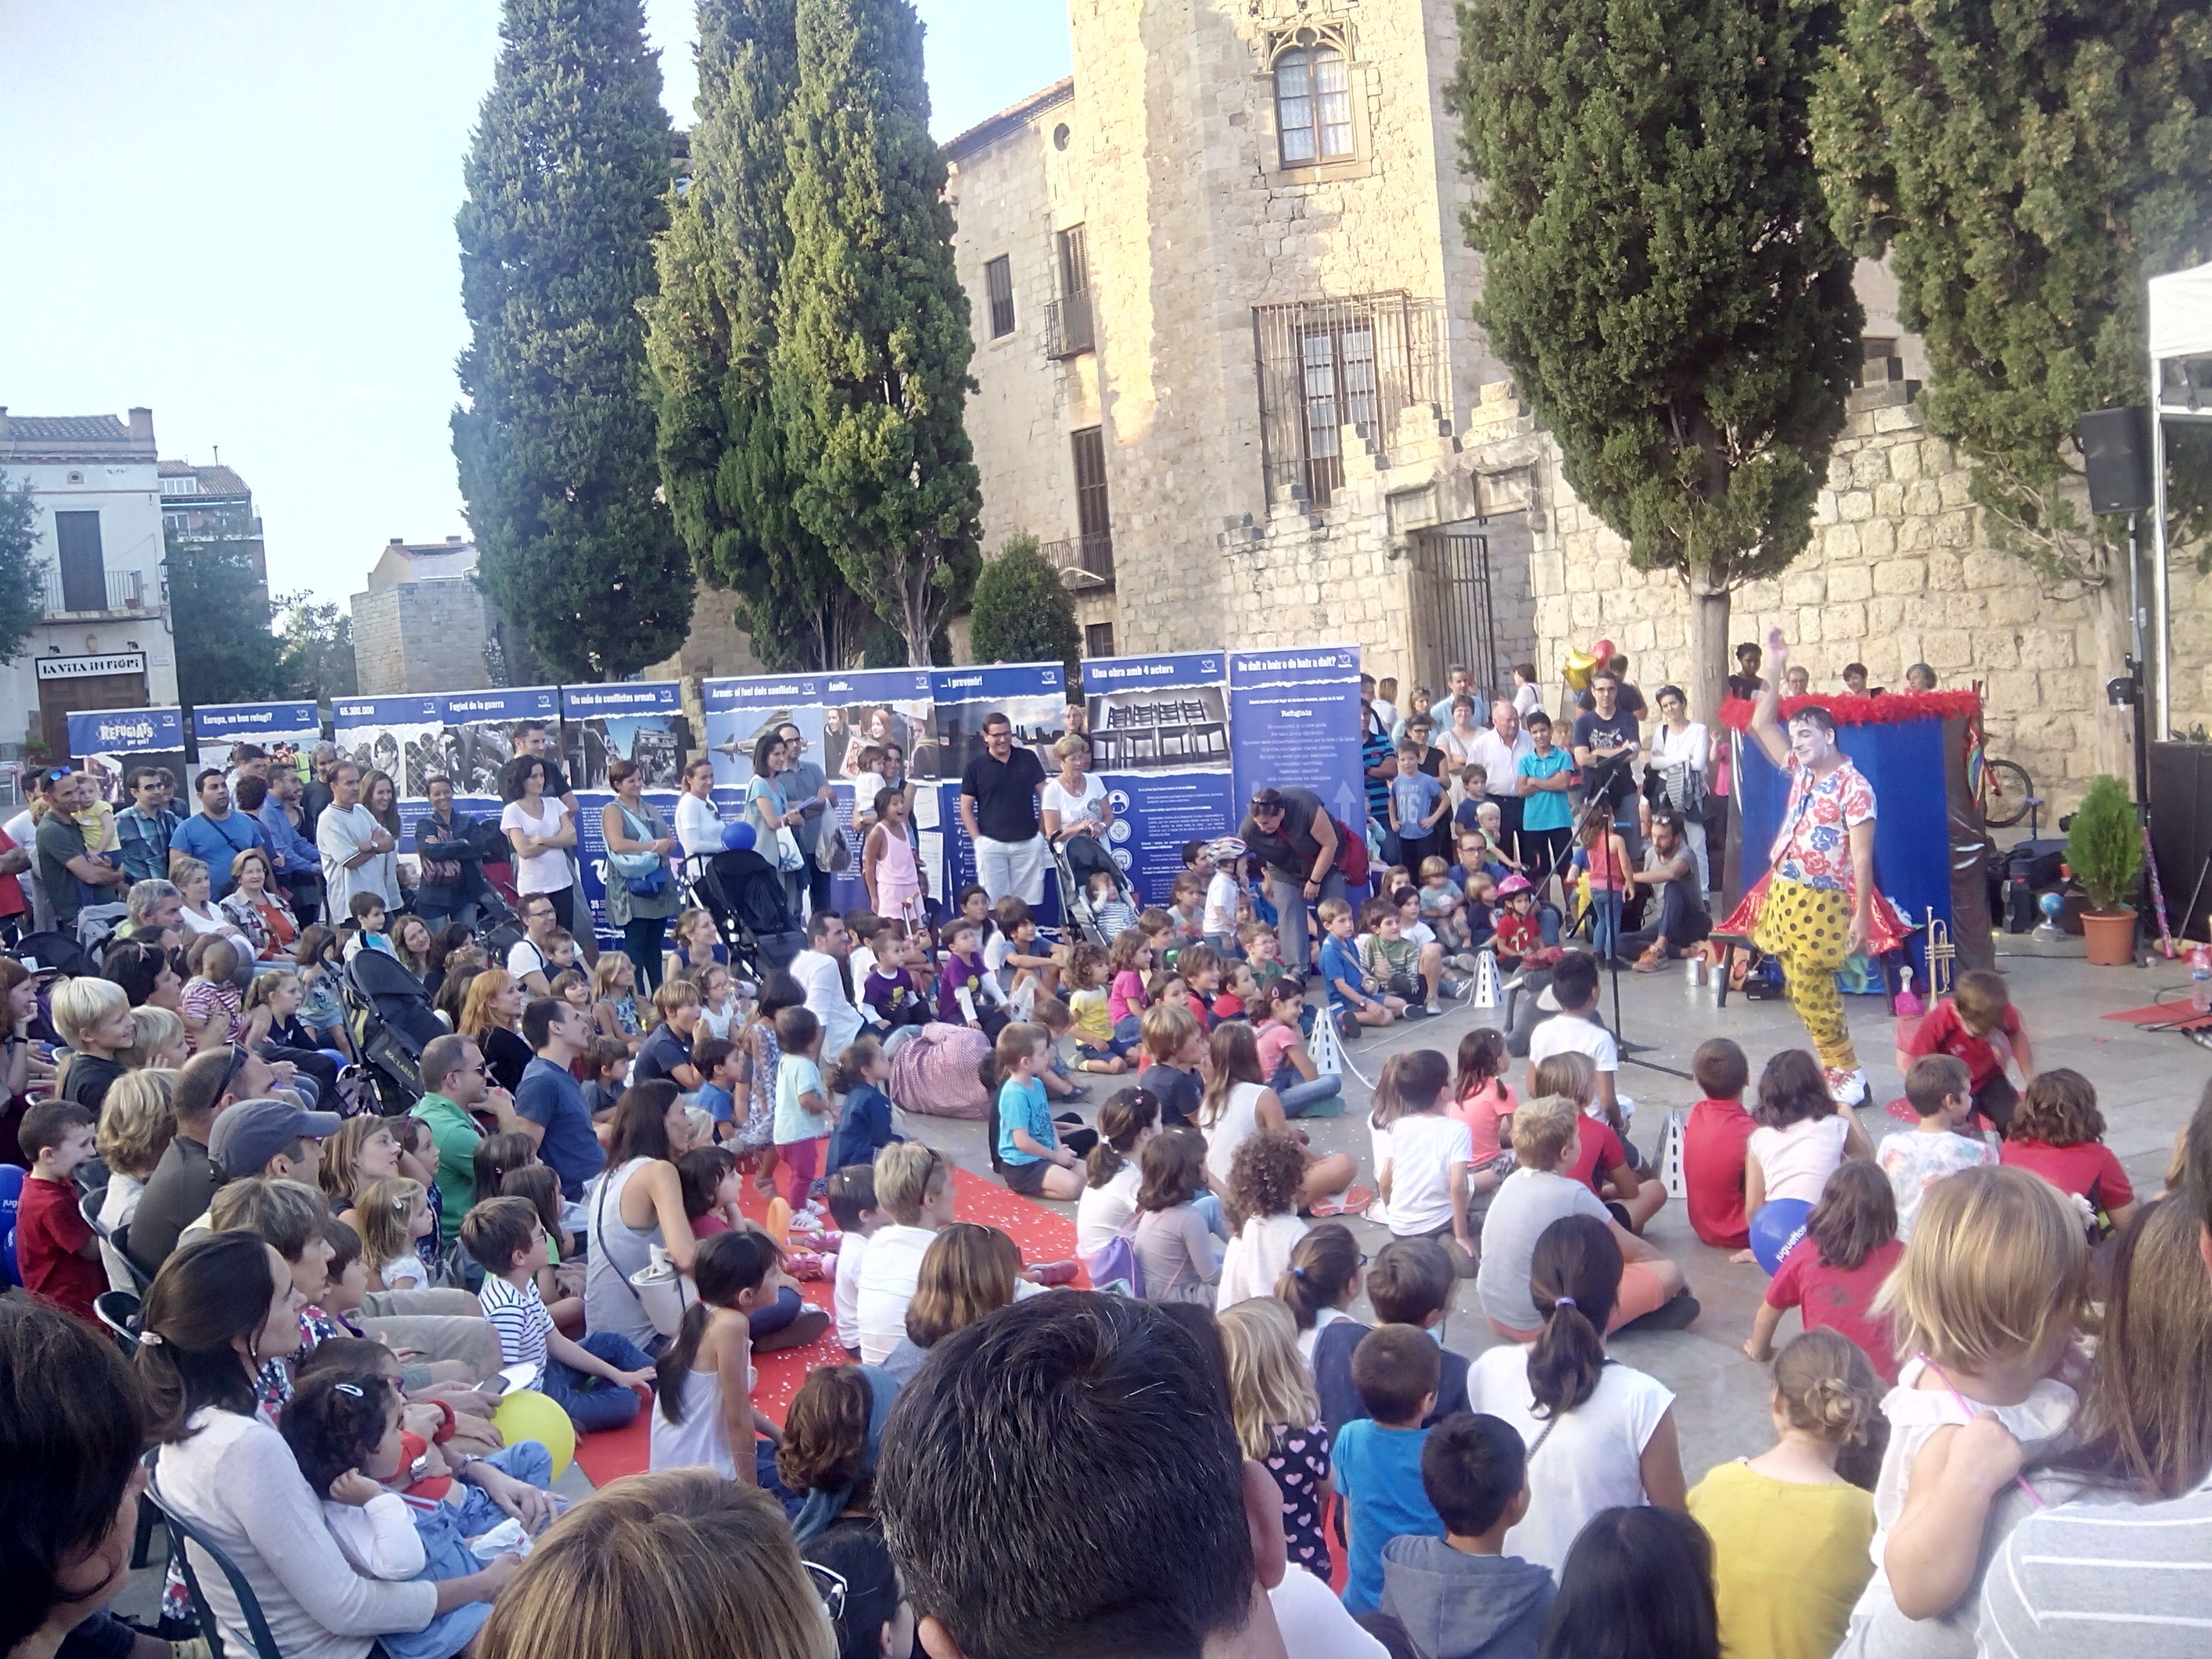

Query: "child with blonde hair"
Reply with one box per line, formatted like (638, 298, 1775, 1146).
(1689, 1330, 1880, 1659)
(1842, 1164, 2089, 1647)
(356, 1174, 437, 1291)
(126, 1003, 189, 1071)
(1219, 1296, 1335, 1580)
(592, 952, 643, 1053)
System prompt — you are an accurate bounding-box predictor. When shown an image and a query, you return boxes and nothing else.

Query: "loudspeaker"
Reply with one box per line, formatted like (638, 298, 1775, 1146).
(2149, 741, 2212, 943)
(2079, 407, 2154, 515)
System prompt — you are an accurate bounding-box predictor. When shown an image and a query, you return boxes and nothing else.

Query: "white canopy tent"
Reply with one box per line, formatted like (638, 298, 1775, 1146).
(2147, 260, 2212, 732)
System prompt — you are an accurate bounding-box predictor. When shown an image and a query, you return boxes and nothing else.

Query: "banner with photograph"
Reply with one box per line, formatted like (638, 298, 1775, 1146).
(67, 706, 188, 806)
(820, 668, 940, 911)
(332, 695, 443, 849)
(561, 683, 685, 939)
(703, 671, 827, 887)
(190, 703, 322, 782)
(1081, 651, 1234, 906)
(435, 687, 561, 814)
(931, 663, 1069, 911)
(1228, 645, 1367, 833)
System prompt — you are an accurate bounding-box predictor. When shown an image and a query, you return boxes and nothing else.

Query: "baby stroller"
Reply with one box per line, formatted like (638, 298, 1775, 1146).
(1051, 832, 1134, 948)
(686, 846, 806, 982)
(343, 948, 447, 1113)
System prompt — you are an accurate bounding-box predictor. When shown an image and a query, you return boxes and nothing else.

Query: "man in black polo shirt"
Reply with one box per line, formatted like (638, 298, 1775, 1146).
(958, 711, 1048, 905)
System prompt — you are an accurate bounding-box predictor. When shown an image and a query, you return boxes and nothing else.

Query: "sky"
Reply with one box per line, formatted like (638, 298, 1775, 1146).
(0, 0, 1072, 604)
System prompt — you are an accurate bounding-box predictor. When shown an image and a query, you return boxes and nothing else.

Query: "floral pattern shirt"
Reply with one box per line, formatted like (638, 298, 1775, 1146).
(1770, 756, 1874, 891)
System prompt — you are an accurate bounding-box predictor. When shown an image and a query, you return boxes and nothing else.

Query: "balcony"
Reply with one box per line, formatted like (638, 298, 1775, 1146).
(1042, 531, 1115, 590)
(41, 567, 151, 618)
(1044, 290, 1095, 360)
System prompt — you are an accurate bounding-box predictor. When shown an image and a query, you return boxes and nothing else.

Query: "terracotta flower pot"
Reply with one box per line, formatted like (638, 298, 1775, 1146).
(2079, 909, 2138, 966)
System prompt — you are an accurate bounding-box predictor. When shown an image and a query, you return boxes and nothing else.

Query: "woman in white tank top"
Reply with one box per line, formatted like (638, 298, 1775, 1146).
(584, 1082, 699, 1354)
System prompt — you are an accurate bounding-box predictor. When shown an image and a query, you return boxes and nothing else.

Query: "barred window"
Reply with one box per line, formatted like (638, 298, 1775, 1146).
(985, 255, 1015, 337)
(1254, 294, 1444, 508)
(1274, 45, 1353, 166)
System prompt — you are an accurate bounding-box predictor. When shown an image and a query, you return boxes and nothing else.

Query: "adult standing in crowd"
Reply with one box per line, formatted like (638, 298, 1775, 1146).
(960, 711, 1048, 906)
(1360, 678, 1394, 826)
(413, 772, 487, 934)
(674, 758, 722, 861)
(601, 758, 681, 996)
(360, 771, 416, 909)
(116, 765, 181, 884)
(1468, 699, 1535, 855)
(778, 721, 837, 920)
(1645, 684, 1712, 891)
(243, 772, 324, 927)
(501, 752, 578, 939)
(746, 731, 808, 919)
(172, 769, 268, 895)
(511, 719, 595, 966)
(318, 762, 398, 919)
(7, 767, 63, 935)
(1239, 785, 1344, 970)
(298, 742, 338, 834)
(39, 772, 132, 942)
(1438, 695, 1486, 772)
(1040, 734, 1111, 839)
(1573, 669, 1645, 859)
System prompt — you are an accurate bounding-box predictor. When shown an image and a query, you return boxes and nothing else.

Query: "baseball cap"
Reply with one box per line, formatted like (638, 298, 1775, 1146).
(209, 1097, 342, 1179)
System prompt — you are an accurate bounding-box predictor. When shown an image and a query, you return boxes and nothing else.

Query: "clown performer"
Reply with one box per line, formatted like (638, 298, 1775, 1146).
(1725, 627, 1902, 1107)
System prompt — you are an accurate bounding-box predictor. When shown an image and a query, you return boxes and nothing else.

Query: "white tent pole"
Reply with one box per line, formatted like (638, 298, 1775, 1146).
(2150, 342, 2173, 739)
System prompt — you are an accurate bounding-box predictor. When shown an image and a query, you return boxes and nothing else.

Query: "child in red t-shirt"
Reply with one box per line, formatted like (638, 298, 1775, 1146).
(15, 1099, 106, 1322)
(1999, 1068, 2137, 1236)
(1744, 1161, 1906, 1381)
(1900, 968, 2035, 1135)
(1682, 1038, 1759, 1250)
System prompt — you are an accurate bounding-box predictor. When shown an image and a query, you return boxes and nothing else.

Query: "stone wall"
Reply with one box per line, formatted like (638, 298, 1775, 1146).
(349, 581, 494, 695)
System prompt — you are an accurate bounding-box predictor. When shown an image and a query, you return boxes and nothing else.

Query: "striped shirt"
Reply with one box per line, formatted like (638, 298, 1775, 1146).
(1979, 1476, 2212, 1656)
(478, 1272, 551, 1390)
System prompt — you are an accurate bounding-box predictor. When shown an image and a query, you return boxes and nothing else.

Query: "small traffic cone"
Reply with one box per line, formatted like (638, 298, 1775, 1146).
(1472, 949, 1502, 1010)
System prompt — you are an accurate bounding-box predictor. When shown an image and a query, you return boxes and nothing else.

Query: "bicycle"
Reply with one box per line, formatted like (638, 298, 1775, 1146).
(1975, 754, 2038, 831)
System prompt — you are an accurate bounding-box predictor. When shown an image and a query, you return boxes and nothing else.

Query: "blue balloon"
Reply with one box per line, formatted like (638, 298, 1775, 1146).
(1749, 1197, 1814, 1275)
(720, 821, 757, 853)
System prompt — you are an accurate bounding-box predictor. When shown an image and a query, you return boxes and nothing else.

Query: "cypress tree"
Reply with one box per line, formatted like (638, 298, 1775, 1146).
(1453, 0, 1862, 720)
(453, 0, 694, 681)
(1814, 0, 2212, 590)
(646, 0, 877, 671)
(774, 0, 983, 667)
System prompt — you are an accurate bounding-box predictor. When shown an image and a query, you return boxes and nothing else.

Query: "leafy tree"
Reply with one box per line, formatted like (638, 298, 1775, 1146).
(1453, 0, 1862, 719)
(1814, 0, 2212, 592)
(273, 590, 357, 703)
(163, 532, 281, 711)
(0, 474, 47, 667)
(453, 0, 695, 681)
(773, 0, 983, 666)
(646, 0, 872, 671)
(968, 536, 1081, 681)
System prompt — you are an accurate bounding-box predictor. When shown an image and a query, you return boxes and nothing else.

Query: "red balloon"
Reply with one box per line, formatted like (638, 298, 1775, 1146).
(1592, 638, 1616, 661)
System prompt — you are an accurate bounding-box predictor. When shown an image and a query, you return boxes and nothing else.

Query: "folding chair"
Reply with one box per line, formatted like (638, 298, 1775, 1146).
(94, 1289, 142, 1357)
(144, 1460, 287, 1659)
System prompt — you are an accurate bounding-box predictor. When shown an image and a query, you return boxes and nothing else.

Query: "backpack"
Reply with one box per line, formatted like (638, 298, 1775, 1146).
(1084, 1206, 1146, 1300)
(1333, 818, 1371, 885)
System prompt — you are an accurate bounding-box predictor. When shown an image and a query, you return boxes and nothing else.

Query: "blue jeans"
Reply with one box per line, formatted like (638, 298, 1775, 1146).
(415, 895, 481, 934)
(1590, 891, 1623, 958)
(1279, 1072, 1345, 1117)
(375, 1442, 553, 1659)
(542, 1331, 652, 1433)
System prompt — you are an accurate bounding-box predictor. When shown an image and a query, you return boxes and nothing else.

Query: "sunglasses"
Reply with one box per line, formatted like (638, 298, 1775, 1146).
(218, 1043, 248, 1099)
(802, 1561, 847, 1622)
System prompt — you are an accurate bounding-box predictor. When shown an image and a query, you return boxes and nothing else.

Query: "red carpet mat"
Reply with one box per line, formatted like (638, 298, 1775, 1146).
(2102, 1001, 2212, 1027)
(572, 1166, 1079, 1489)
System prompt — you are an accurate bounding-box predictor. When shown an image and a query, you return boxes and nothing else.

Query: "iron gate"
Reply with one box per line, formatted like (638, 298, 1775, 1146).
(1410, 526, 1503, 700)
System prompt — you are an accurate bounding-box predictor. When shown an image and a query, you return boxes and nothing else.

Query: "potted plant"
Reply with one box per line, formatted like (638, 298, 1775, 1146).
(2064, 774, 2144, 965)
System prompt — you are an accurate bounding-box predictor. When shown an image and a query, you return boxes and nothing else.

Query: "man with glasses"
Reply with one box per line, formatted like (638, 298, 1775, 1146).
(507, 893, 561, 996)
(115, 766, 181, 884)
(412, 1032, 524, 1244)
(958, 713, 1048, 907)
(778, 721, 838, 919)
(128, 1043, 280, 1274)
(1618, 809, 1712, 971)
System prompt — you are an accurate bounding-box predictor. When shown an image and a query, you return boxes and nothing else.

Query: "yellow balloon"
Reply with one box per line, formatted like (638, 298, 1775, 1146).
(1562, 650, 1599, 692)
(491, 1388, 578, 1482)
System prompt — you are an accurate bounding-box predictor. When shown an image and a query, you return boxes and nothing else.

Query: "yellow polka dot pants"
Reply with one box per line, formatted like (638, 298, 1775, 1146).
(1753, 878, 1859, 1072)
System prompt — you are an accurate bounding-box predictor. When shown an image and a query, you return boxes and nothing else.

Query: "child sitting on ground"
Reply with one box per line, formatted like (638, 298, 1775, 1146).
(1177, 944, 1224, 1029)
(693, 961, 738, 1042)
(1876, 1053, 1995, 1240)
(1085, 869, 1139, 942)
(1688, 1331, 1879, 1659)
(1212, 960, 1259, 1024)
(1105, 928, 1155, 1053)
(991, 1020, 1085, 1200)
(1489, 875, 1547, 970)
(1900, 966, 2035, 1136)
(1419, 856, 1470, 950)
(986, 897, 1061, 1016)
(936, 919, 1006, 1038)
(356, 1175, 436, 1292)
(1844, 1166, 2087, 1647)
(827, 1036, 902, 1172)
(1166, 873, 1208, 946)
(1218, 1297, 1335, 1581)
(465, 1196, 656, 1432)
(1452, 1027, 1519, 1176)
(1997, 1067, 2137, 1236)
(649, 1230, 784, 1486)
(578, 1037, 630, 1121)
(1369, 1051, 1478, 1273)
(1063, 943, 1125, 1073)
(676, 1144, 744, 1238)
(1320, 897, 1406, 1033)
(1363, 1236, 1474, 1425)
(1135, 1002, 1205, 1127)
(690, 1036, 742, 1142)
(1032, 996, 1086, 1101)
(1381, 1410, 1557, 1659)
(1216, 1132, 1311, 1308)
(499, 1164, 583, 1329)
(591, 952, 643, 1053)
(825, 1164, 881, 1359)
(1279, 1223, 1369, 1423)
(1535, 1051, 1665, 1236)
(860, 922, 932, 1044)
(1361, 897, 1442, 1019)
(1333, 1323, 1447, 1612)
(1240, 921, 1287, 994)
(1744, 1161, 1906, 1381)
(1745, 1048, 1872, 1253)
(1682, 1037, 1757, 1250)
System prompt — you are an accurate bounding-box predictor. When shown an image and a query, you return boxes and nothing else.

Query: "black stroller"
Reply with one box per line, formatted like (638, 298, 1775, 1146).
(343, 948, 447, 1112)
(1050, 831, 1135, 948)
(685, 847, 806, 982)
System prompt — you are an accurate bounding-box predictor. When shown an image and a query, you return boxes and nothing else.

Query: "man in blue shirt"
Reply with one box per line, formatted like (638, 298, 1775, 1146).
(169, 769, 266, 893)
(512, 996, 606, 1200)
(114, 767, 181, 885)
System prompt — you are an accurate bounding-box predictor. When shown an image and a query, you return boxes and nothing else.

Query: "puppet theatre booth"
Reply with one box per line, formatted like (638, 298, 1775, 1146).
(1717, 690, 1994, 1008)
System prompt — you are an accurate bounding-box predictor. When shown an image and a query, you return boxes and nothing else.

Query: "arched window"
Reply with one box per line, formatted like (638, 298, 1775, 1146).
(1274, 41, 1353, 166)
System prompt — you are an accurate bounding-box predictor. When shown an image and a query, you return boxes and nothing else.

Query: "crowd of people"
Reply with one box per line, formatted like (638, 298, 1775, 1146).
(12, 654, 2205, 1659)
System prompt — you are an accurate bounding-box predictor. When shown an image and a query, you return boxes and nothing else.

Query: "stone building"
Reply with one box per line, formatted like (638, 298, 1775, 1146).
(942, 0, 2200, 813)
(350, 535, 538, 695)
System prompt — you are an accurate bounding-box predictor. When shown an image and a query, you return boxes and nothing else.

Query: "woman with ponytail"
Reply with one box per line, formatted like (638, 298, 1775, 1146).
(1689, 1329, 1878, 1659)
(142, 1231, 518, 1659)
(650, 1228, 784, 1486)
(1075, 1087, 1161, 1258)
(1466, 1213, 1686, 1573)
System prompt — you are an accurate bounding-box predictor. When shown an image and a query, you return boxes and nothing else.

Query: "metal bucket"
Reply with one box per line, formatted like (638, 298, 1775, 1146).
(1685, 956, 1710, 990)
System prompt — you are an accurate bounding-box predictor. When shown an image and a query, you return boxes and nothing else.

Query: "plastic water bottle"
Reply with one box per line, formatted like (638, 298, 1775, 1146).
(2191, 946, 2211, 1014)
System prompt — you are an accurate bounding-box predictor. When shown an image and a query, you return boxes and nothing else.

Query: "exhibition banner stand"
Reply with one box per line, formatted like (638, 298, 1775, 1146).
(1081, 651, 1234, 898)
(561, 682, 685, 940)
(191, 702, 322, 782)
(68, 707, 188, 806)
(435, 687, 561, 814)
(1228, 646, 1368, 833)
